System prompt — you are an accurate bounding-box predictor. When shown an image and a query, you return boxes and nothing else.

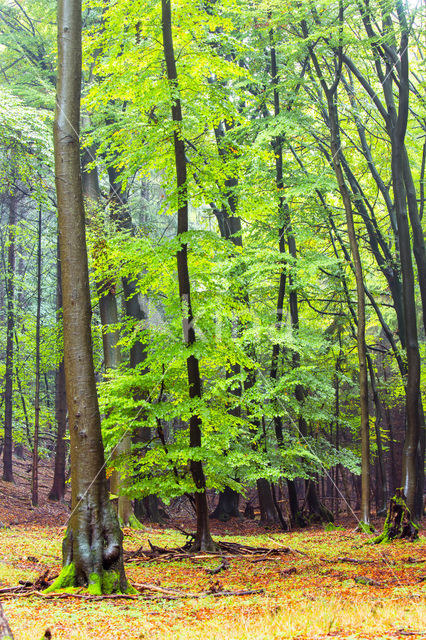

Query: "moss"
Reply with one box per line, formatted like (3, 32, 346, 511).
(45, 564, 131, 596)
(126, 583, 138, 595)
(87, 569, 131, 595)
(44, 562, 76, 593)
(372, 488, 418, 544)
(88, 573, 103, 596)
(102, 570, 120, 594)
(357, 521, 375, 534)
(127, 513, 144, 530)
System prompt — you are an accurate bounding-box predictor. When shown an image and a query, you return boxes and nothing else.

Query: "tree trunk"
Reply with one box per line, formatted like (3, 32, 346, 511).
(3, 191, 16, 483)
(257, 478, 280, 525)
(366, 353, 387, 515)
(0, 603, 13, 639)
(373, 488, 418, 543)
(49, 241, 67, 502)
(82, 147, 137, 528)
(162, 0, 215, 551)
(326, 91, 370, 526)
(390, 24, 421, 517)
(32, 205, 42, 507)
(211, 486, 240, 521)
(46, 0, 128, 594)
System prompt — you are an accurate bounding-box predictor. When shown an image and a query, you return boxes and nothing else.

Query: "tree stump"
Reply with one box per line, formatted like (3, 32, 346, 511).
(373, 488, 419, 543)
(0, 603, 14, 639)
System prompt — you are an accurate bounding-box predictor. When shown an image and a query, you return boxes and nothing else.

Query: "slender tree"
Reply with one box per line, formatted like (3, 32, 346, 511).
(48, 240, 67, 502)
(3, 189, 16, 483)
(31, 204, 42, 507)
(161, 0, 216, 551)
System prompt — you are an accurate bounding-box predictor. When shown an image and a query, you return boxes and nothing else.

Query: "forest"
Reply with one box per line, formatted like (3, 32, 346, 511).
(0, 0, 424, 638)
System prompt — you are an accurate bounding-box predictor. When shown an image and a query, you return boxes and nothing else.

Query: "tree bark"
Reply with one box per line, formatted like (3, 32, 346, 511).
(211, 486, 240, 521)
(390, 21, 421, 517)
(257, 478, 280, 525)
(162, 0, 215, 551)
(47, 0, 128, 594)
(49, 240, 67, 502)
(3, 191, 16, 483)
(31, 205, 42, 507)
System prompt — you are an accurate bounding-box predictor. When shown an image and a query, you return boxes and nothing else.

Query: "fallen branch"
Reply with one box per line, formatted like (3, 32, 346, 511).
(1, 583, 264, 602)
(337, 557, 369, 564)
(206, 559, 229, 575)
(354, 576, 381, 587)
(127, 539, 307, 561)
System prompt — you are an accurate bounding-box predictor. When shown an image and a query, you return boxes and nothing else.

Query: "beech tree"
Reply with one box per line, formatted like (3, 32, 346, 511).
(46, 0, 128, 594)
(161, 0, 216, 551)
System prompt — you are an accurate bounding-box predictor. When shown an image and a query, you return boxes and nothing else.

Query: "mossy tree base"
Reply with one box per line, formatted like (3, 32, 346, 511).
(45, 498, 131, 595)
(45, 563, 137, 595)
(373, 488, 419, 543)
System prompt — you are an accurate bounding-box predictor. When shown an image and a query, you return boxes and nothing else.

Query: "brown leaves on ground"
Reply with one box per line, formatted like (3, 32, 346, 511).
(0, 464, 424, 639)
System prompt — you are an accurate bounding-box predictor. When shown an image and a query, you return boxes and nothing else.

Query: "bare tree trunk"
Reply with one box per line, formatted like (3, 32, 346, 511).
(257, 479, 279, 525)
(3, 191, 16, 483)
(32, 205, 42, 507)
(390, 13, 421, 517)
(366, 353, 387, 515)
(49, 241, 67, 502)
(162, 0, 215, 551)
(46, 0, 128, 594)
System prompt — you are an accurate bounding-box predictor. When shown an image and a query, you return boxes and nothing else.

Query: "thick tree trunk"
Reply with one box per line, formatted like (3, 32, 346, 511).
(162, 0, 215, 551)
(390, 26, 421, 517)
(3, 192, 16, 483)
(47, 0, 128, 594)
(49, 243, 67, 502)
(211, 486, 240, 521)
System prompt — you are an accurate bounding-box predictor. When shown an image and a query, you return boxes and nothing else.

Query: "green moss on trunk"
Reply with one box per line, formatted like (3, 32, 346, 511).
(44, 563, 76, 593)
(373, 488, 419, 544)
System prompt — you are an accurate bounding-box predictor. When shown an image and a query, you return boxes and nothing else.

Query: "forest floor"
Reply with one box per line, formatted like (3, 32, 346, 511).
(0, 455, 424, 639)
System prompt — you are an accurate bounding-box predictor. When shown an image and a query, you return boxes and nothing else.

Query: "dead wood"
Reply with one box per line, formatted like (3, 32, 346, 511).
(2, 583, 263, 602)
(279, 567, 297, 576)
(337, 556, 369, 564)
(354, 576, 381, 586)
(206, 559, 229, 574)
(126, 539, 306, 562)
